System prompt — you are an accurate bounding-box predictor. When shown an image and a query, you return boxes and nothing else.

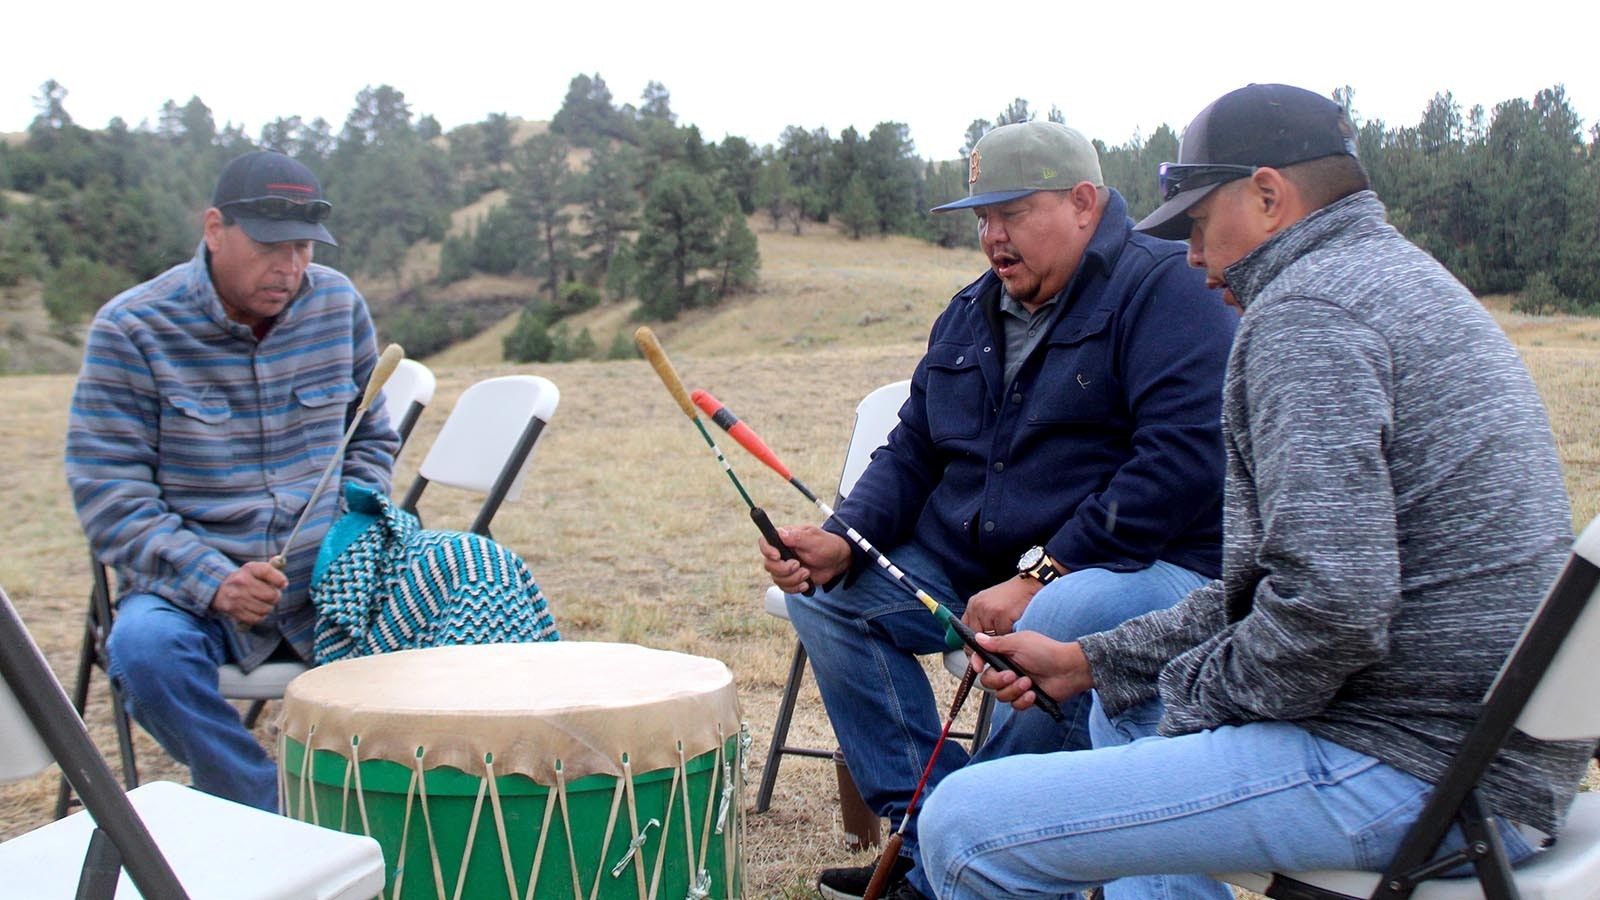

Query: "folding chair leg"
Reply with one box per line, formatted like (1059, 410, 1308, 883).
(242, 700, 267, 730)
(970, 692, 995, 752)
(55, 617, 100, 820)
(76, 828, 123, 900)
(1460, 790, 1520, 900)
(109, 681, 139, 788)
(55, 618, 139, 820)
(757, 638, 812, 812)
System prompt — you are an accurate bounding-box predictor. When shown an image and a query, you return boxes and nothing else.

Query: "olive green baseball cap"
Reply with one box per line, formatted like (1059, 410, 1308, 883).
(931, 120, 1104, 213)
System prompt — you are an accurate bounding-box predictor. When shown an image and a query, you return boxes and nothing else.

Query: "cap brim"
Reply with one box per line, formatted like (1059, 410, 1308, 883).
(1132, 183, 1225, 241)
(929, 188, 1039, 214)
(235, 215, 337, 247)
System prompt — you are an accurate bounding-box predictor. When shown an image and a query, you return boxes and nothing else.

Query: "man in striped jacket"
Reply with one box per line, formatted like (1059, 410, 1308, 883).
(65, 151, 398, 811)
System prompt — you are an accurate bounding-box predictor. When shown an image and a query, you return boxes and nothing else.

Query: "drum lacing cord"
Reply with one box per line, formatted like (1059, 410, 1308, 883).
(557, 764, 583, 900)
(405, 746, 451, 900)
(728, 724, 751, 892)
(573, 756, 630, 900)
(696, 726, 725, 896)
(277, 729, 289, 816)
(517, 759, 563, 900)
(645, 746, 686, 900)
(450, 752, 499, 900)
(677, 743, 705, 899)
(481, 754, 522, 900)
(614, 756, 652, 897)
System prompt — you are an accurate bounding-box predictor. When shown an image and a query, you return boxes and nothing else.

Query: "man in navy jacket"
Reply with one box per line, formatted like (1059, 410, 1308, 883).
(761, 120, 1239, 899)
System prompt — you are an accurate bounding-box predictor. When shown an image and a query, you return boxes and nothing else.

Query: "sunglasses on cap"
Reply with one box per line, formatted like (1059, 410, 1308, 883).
(1157, 162, 1259, 202)
(222, 195, 334, 224)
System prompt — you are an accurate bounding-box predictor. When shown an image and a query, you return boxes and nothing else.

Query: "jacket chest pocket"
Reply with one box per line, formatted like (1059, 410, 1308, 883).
(290, 380, 359, 477)
(157, 394, 238, 487)
(1025, 341, 1120, 427)
(923, 342, 986, 442)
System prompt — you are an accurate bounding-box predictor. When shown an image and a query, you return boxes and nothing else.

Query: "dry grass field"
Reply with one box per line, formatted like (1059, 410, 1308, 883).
(2, 221, 1598, 898)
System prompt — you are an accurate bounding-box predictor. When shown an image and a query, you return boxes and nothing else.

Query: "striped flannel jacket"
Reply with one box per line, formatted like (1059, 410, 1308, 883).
(65, 243, 398, 670)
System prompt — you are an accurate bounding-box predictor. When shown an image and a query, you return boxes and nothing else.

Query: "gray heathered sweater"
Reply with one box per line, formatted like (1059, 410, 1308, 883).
(1080, 192, 1591, 835)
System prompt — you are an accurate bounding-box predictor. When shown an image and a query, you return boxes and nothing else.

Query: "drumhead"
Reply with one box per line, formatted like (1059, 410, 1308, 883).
(280, 642, 740, 784)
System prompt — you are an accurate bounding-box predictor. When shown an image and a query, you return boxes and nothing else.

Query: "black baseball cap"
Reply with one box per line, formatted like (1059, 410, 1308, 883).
(1134, 84, 1359, 240)
(212, 150, 337, 246)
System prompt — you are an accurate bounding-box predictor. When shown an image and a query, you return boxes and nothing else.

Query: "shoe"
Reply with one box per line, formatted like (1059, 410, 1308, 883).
(884, 879, 929, 900)
(817, 855, 912, 899)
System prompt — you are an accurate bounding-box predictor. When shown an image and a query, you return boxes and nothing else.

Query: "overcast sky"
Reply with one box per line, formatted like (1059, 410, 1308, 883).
(7, 1, 1598, 161)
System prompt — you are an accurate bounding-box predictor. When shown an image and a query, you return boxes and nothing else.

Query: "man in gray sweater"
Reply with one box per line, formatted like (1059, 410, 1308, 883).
(913, 84, 1593, 900)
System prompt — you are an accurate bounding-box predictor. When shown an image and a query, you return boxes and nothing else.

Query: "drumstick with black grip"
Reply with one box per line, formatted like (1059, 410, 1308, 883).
(690, 389, 1064, 722)
(633, 327, 809, 591)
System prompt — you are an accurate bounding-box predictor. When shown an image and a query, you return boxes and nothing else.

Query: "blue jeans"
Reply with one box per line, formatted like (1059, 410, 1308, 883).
(917, 696, 1539, 899)
(105, 593, 281, 811)
(786, 542, 1206, 863)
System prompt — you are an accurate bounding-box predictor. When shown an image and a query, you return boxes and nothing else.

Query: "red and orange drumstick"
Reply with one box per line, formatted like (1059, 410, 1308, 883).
(863, 664, 980, 900)
(690, 389, 1064, 722)
(633, 328, 804, 579)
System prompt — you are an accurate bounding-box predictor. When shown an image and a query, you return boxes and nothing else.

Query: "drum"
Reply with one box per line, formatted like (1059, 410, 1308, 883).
(278, 642, 744, 899)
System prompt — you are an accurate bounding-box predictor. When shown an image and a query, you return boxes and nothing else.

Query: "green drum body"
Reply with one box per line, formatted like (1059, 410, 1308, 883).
(279, 643, 744, 899)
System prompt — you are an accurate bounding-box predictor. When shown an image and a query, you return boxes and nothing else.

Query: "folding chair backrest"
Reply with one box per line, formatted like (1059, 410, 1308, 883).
(835, 380, 911, 504)
(403, 374, 560, 535)
(379, 358, 437, 448)
(0, 661, 53, 784)
(1509, 515, 1600, 741)
(0, 585, 191, 897)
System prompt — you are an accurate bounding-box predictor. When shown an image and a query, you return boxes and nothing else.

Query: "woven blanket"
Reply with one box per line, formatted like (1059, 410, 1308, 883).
(309, 483, 559, 664)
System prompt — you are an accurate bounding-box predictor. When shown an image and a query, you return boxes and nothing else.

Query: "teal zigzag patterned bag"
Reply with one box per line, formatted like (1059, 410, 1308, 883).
(309, 483, 559, 664)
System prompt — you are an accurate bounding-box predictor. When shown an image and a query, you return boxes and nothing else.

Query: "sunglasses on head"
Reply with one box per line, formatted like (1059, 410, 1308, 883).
(1157, 162, 1259, 202)
(223, 195, 333, 224)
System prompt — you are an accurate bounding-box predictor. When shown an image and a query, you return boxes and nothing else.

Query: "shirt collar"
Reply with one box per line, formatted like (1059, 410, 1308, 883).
(1224, 191, 1384, 310)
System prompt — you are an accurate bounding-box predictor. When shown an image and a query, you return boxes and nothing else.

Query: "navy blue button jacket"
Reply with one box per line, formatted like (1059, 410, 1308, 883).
(828, 191, 1236, 601)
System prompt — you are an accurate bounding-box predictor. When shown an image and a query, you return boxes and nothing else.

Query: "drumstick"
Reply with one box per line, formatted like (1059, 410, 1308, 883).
(863, 665, 980, 900)
(633, 327, 808, 592)
(270, 342, 404, 570)
(690, 389, 1065, 722)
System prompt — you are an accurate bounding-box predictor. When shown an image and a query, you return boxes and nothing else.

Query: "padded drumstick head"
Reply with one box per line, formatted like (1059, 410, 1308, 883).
(634, 327, 700, 420)
(361, 343, 405, 410)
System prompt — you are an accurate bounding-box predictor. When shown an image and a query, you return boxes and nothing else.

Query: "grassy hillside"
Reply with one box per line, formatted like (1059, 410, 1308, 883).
(2, 221, 1598, 897)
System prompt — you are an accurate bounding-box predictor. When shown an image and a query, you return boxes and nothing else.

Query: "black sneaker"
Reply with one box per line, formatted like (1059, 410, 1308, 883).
(884, 879, 929, 900)
(817, 855, 912, 900)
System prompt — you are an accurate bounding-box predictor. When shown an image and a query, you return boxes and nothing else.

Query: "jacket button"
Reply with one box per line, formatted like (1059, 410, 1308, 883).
(1011, 393, 1023, 404)
(955, 355, 965, 365)
(984, 521, 995, 533)
(993, 462, 1005, 473)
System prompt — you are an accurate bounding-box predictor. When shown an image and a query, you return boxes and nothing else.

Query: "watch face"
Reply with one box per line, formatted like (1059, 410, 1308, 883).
(1017, 546, 1043, 570)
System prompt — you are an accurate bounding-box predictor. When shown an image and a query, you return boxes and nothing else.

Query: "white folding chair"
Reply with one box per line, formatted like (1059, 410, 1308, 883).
(56, 559, 309, 819)
(398, 374, 560, 538)
(1219, 515, 1600, 899)
(1, 583, 385, 900)
(755, 380, 993, 812)
(377, 358, 436, 451)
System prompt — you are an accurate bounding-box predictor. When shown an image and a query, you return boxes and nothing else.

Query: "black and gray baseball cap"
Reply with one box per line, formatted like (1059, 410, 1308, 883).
(1134, 84, 1359, 240)
(931, 120, 1103, 213)
(212, 150, 337, 246)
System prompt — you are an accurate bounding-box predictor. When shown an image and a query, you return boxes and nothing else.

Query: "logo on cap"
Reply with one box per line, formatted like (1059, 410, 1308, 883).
(968, 150, 982, 185)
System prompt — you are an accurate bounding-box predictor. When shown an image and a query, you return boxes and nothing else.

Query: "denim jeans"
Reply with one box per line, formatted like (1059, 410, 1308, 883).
(917, 696, 1538, 899)
(786, 542, 1206, 864)
(105, 592, 281, 811)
